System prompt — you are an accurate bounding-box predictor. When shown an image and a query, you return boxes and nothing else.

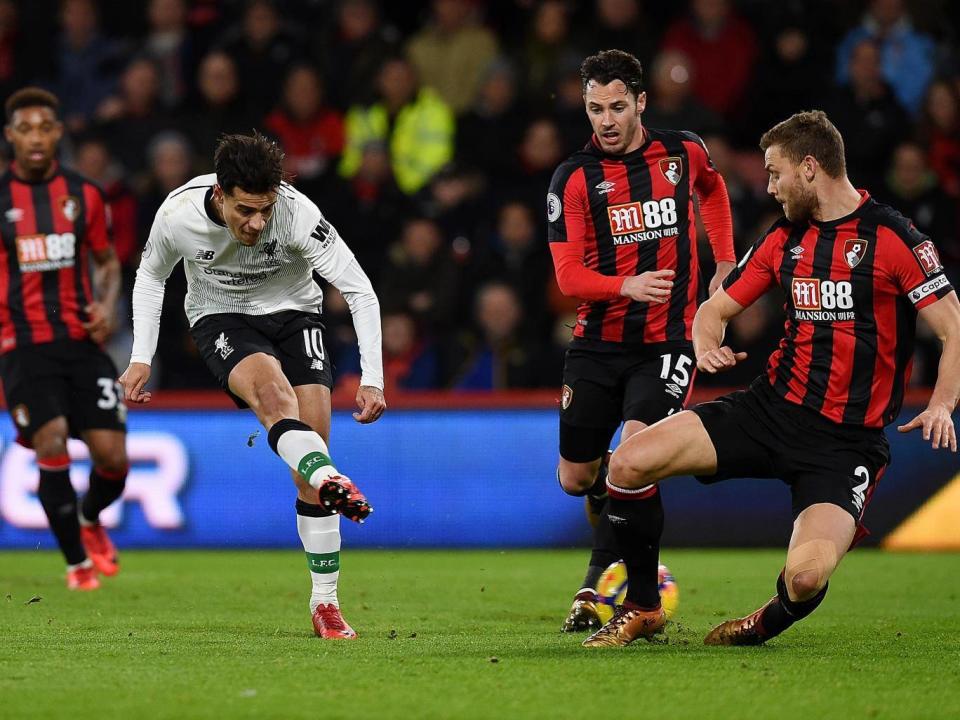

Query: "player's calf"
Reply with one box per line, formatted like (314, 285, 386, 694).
(704, 572, 829, 645)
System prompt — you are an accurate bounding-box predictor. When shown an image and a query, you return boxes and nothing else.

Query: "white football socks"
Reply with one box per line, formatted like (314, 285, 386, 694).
(297, 512, 341, 612)
(272, 422, 340, 488)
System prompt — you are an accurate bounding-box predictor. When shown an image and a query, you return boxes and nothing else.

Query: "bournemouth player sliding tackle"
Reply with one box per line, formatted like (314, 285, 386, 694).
(547, 50, 735, 636)
(584, 110, 960, 647)
(0, 88, 128, 590)
(119, 133, 385, 639)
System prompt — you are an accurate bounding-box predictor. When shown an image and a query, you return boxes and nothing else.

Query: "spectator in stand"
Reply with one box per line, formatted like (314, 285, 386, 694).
(324, 140, 412, 284)
(918, 79, 960, 199)
(143, 0, 196, 110)
(660, 0, 758, 124)
(316, 0, 399, 109)
(584, 0, 654, 67)
(339, 56, 454, 195)
(338, 309, 440, 392)
(216, 0, 304, 115)
(72, 136, 137, 273)
(93, 56, 176, 180)
(378, 217, 459, 337)
(416, 163, 487, 258)
(469, 200, 552, 339)
(877, 141, 959, 285)
(641, 50, 723, 137)
(506, 117, 564, 223)
(0, 0, 30, 101)
(135, 131, 195, 245)
(835, 0, 936, 114)
(406, 0, 499, 116)
(456, 59, 526, 177)
(550, 60, 592, 154)
(180, 50, 256, 169)
(446, 282, 550, 390)
(825, 38, 910, 189)
(52, 0, 127, 134)
(264, 63, 344, 199)
(520, 0, 582, 105)
(748, 14, 829, 143)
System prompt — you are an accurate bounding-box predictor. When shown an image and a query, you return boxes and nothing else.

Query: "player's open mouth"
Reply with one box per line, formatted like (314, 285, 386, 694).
(602, 132, 619, 142)
(28, 152, 44, 162)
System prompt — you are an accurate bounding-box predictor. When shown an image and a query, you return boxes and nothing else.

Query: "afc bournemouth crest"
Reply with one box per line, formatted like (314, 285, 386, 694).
(561, 384, 573, 411)
(659, 157, 682, 186)
(59, 196, 80, 222)
(12, 403, 29, 428)
(844, 239, 868, 269)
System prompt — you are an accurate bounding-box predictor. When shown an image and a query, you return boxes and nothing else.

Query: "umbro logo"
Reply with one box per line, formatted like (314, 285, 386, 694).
(195, 249, 215, 261)
(5, 208, 23, 223)
(595, 181, 616, 195)
(790, 246, 804, 258)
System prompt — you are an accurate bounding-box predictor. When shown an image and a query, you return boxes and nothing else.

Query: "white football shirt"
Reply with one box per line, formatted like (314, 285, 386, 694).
(130, 174, 383, 389)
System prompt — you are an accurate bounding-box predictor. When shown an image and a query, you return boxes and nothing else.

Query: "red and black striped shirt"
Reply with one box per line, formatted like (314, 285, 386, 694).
(0, 164, 110, 353)
(547, 128, 733, 347)
(724, 191, 954, 429)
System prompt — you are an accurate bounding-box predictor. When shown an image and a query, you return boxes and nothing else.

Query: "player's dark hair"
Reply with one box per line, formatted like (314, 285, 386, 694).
(214, 132, 286, 194)
(760, 110, 847, 179)
(580, 49, 643, 99)
(5, 87, 60, 123)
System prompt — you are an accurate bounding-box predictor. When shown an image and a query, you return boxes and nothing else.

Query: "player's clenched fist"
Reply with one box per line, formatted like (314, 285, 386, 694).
(696, 346, 747, 374)
(118, 362, 153, 404)
(620, 269, 675, 304)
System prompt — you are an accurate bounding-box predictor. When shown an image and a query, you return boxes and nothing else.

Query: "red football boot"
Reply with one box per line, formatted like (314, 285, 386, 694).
(80, 523, 119, 576)
(66, 564, 100, 591)
(312, 603, 358, 639)
(316, 475, 372, 523)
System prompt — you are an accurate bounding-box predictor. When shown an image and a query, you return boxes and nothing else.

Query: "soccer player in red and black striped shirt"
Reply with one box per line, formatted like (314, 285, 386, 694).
(587, 111, 960, 647)
(548, 50, 736, 637)
(0, 88, 128, 590)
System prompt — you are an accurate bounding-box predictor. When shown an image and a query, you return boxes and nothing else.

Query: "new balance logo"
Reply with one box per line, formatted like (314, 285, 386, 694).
(195, 249, 215, 261)
(214, 332, 234, 360)
(310, 359, 324, 371)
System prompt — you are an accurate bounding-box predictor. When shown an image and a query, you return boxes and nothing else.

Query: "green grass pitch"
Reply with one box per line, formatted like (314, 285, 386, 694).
(1, 549, 958, 719)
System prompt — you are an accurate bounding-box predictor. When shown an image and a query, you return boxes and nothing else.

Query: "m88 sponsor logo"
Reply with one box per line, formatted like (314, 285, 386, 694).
(791, 278, 856, 321)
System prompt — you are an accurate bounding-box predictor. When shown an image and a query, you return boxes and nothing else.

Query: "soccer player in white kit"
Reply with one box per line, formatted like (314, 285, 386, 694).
(119, 133, 385, 639)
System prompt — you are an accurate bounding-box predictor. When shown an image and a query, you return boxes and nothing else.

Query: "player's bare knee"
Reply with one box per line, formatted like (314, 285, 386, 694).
(252, 381, 298, 419)
(784, 538, 836, 601)
(609, 447, 658, 488)
(558, 466, 593, 495)
(788, 570, 824, 601)
(32, 421, 69, 459)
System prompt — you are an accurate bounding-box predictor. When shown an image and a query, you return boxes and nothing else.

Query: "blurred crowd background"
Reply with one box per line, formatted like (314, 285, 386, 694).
(0, 0, 958, 393)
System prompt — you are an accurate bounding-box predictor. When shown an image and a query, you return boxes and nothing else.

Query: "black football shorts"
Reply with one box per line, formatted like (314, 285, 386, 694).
(0, 339, 127, 443)
(190, 310, 333, 408)
(691, 378, 891, 521)
(559, 342, 695, 463)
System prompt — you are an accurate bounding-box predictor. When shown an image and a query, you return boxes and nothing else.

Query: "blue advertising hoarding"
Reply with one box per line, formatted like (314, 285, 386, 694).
(0, 406, 955, 549)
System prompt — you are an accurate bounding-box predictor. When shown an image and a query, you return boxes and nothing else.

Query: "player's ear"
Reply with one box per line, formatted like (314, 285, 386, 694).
(802, 155, 817, 181)
(636, 91, 647, 116)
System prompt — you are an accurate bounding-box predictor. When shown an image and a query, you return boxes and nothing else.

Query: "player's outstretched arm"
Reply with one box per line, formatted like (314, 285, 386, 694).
(119, 362, 153, 404)
(692, 288, 747, 374)
(898, 291, 960, 451)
